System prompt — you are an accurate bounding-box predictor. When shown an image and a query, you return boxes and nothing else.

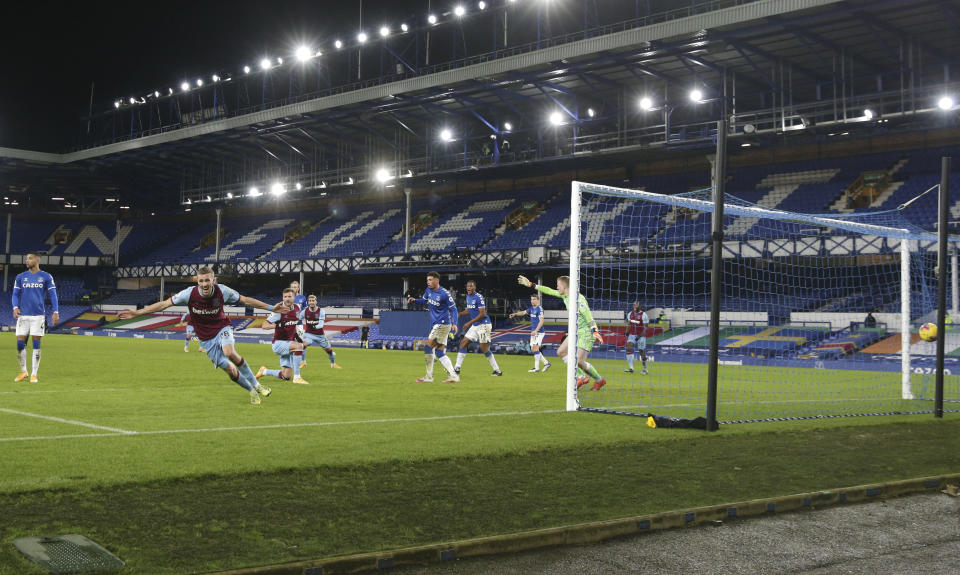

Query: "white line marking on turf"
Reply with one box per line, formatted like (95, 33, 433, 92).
(0, 408, 137, 435)
(0, 409, 562, 442)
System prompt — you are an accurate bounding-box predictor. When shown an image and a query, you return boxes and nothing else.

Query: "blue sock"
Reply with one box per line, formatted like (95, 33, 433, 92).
(265, 368, 282, 379)
(235, 359, 258, 390)
(293, 353, 302, 378)
(328, 350, 336, 364)
(17, 340, 26, 352)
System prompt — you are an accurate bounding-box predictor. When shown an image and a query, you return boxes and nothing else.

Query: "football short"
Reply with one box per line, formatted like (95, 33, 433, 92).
(302, 332, 331, 349)
(271, 340, 297, 369)
(529, 332, 545, 347)
(428, 323, 452, 344)
(464, 323, 492, 344)
(15, 315, 45, 337)
(200, 325, 236, 370)
(576, 327, 595, 352)
(627, 334, 647, 350)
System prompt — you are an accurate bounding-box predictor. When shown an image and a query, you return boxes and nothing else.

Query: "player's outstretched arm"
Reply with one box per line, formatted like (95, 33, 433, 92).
(239, 295, 287, 313)
(119, 298, 173, 319)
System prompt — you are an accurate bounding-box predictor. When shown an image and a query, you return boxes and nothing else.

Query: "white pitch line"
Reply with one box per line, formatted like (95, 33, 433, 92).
(0, 409, 563, 443)
(0, 408, 137, 435)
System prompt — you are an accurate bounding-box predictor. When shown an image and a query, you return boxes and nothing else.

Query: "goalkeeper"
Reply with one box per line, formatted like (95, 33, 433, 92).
(517, 275, 606, 390)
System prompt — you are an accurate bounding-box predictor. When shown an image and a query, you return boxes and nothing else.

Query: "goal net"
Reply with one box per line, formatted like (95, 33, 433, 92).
(565, 180, 960, 424)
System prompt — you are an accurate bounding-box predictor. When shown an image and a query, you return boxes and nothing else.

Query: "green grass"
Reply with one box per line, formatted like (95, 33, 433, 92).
(1, 333, 959, 574)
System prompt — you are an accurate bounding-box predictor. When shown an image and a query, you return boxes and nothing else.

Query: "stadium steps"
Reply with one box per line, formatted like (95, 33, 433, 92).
(725, 184, 800, 237)
(260, 216, 332, 260)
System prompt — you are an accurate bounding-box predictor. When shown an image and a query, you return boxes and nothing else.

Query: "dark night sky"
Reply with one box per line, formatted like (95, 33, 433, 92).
(0, 1, 430, 152)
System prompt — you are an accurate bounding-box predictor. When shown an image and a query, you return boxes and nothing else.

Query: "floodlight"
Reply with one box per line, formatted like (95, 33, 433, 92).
(863, 108, 875, 120)
(454, 5, 466, 17)
(226, 192, 233, 199)
(587, 107, 595, 118)
(129, 97, 136, 104)
(440, 128, 453, 141)
(639, 96, 653, 110)
(260, 58, 272, 70)
(211, 75, 219, 83)
(503, 122, 513, 131)
(358, 31, 368, 43)
(248, 186, 261, 196)
(270, 183, 286, 196)
(296, 45, 312, 61)
(153, 91, 160, 97)
(375, 168, 390, 183)
(196, 79, 203, 87)
(319, 181, 327, 188)
(114, 101, 121, 109)
(243, 65, 251, 74)
(346, 177, 354, 184)
(478, 1, 486, 9)
(549, 111, 563, 125)
(168, 88, 174, 95)
(179, 82, 189, 92)
(380, 26, 390, 37)
(404, 169, 414, 178)
(689, 89, 703, 102)
(206, 196, 212, 202)
(295, 182, 302, 190)
(428, 14, 438, 24)
(490, 134, 497, 139)
(401, 23, 409, 32)
(335, 39, 343, 49)
(938, 96, 954, 110)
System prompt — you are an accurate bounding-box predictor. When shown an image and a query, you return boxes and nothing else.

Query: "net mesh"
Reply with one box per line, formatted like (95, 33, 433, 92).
(572, 182, 960, 423)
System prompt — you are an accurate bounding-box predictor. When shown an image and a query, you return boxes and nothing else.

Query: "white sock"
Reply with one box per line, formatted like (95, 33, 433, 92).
(456, 351, 466, 369)
(534, 353, 540, 369)
(438, 354, 456, 376)
(425, 353, 435, 379)
(537, 352, 548, 365)
(486, 352, 500, 371)
(627, 353, 635, 369)
(31, 350, 41, 376)
(18, 349, 26, 372)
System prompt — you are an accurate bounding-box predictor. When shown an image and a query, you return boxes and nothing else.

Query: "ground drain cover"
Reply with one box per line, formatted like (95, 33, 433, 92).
(14, 535, 124, 573)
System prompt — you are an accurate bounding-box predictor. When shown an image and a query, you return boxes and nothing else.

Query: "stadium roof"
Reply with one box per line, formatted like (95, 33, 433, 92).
(1, 0, 958, 212)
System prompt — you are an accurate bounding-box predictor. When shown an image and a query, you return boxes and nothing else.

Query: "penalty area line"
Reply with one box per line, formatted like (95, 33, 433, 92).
(0, 408, 137, 435)
(0, 409, 563, 443)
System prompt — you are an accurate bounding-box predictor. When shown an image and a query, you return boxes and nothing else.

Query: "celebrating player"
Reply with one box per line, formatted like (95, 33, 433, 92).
(517, 274, 606, 390)
(119, 266, 279, 405)
(257, 288, 310, 385)
(289, 280, 308, 367)
(508, 293, 551, 373)
(625, 302, 649, 374)
(179, 312, 200, 352)
(454, 280, 502, 376)
(12, 253, 59, 383)
(407, 271, 459, 383)
(299, 294, 341, 370)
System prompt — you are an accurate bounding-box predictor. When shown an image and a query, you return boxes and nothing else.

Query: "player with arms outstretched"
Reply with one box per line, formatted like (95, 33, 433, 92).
(517, 274, 605, 390)
(508, 293, 551, 373)
(12, 253, 59, 383)
(299, 294, 341, 370)
(119, 266, 280, 404)
(256, 288, 310, 384)
(454, 280, 502, 376)
(625, 301, 649, 374)
(407, 271, 459, 383)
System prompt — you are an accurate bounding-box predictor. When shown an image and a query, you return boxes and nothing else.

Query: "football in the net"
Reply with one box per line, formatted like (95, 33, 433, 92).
(919, 323, 938, 342)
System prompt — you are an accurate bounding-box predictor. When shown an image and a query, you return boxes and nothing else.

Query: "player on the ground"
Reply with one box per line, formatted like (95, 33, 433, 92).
(508, 293, 552, 373)
(454, 280, 502, 376)
(290, 280, 308, 367)
(12, 253, 59, 383)
(517, 274, 606, 390)
(256, 288, 310, 384)
(407, 271, 459, 383)
(179, 312, 200, 352)
(299, 294, 341, 371)
(625, 301, 649, 374)
(119, 266, 279, 404)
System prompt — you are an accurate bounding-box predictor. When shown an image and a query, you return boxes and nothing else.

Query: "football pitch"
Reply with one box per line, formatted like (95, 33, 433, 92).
(1, 333, 959, 574)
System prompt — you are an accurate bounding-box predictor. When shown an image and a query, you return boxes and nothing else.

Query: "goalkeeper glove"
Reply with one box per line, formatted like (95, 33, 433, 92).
(518, 275, 532, 288)
(592, 330, 604, 344)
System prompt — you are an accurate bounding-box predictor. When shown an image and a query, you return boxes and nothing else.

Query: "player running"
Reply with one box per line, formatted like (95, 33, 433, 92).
(179, 312, 200, 352)
(299, 294, 341, 371)
(256, 288, 310, 385)
(119, 266, 280, 405)
(407, 271, 459, 383)
(289, 280, 308, 367)
(517, 274, 606, 390)
(454, 280, 502, 376)
(12, 253, 59, 383)
(508, 293, 552, 373)
(625, 302, 649, 374)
